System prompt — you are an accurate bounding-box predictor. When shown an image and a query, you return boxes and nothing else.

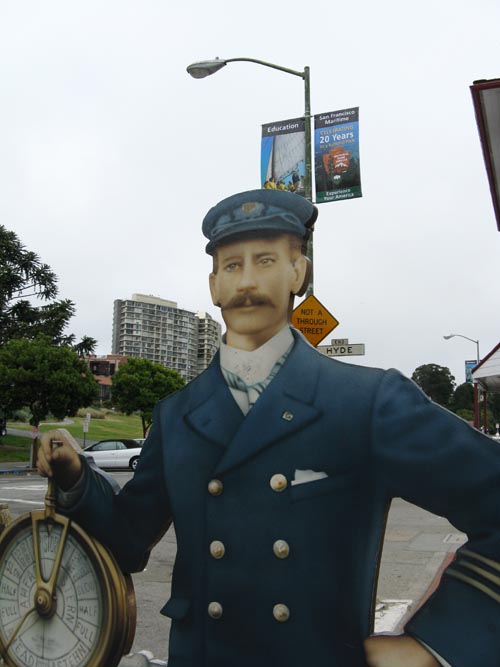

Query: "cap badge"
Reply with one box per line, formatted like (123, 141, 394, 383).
(242, 202, 258, 213)
(234, 200, 265, 221)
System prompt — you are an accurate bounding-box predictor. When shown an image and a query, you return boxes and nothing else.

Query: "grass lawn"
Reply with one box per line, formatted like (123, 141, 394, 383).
(7, 412, 144, 443)
(0, 435, 32, 462)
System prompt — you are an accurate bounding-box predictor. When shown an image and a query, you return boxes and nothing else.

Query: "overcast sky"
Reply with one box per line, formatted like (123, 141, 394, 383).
(2, 0, 499, 386)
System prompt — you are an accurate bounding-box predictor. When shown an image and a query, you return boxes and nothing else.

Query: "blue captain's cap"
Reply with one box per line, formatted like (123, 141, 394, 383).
(202, 189, 318, 255)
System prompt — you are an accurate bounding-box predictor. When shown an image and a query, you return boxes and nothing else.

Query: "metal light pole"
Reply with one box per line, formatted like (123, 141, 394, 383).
(187, 58, 312, 201)
(443, 333, 481, 428)
(443, 334, 480, 365)
(187, 57, 314, 294)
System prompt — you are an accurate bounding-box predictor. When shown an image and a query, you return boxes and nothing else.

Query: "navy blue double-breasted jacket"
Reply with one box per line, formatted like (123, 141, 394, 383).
(70, 330, 500, 667)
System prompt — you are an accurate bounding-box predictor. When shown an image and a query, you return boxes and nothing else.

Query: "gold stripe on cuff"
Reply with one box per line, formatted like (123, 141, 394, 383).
(459, 560, 500, 590)
(446, 568, 500, 604)
(460, 548, 500, 573)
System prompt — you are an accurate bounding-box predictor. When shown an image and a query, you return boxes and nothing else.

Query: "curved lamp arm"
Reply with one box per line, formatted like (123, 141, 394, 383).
(187, 55, 313, 293)
(187, 57, 305, 79)
(443, 334, 480, 364)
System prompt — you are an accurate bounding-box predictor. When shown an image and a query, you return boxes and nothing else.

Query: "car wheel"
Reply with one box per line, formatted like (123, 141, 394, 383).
(0, 427, 6, 437)
(130, 457, 139, 471)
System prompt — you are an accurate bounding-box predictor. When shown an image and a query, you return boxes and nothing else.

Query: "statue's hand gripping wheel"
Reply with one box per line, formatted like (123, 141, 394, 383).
(0, 439, 136, 667)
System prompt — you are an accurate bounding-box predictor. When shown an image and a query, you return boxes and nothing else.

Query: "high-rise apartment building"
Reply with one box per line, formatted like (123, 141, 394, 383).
(112, 294, 221, 382)
(196, 311, 221, 376)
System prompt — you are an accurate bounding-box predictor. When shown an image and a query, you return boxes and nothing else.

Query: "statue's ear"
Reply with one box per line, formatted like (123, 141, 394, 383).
(294, 256, 312, 297)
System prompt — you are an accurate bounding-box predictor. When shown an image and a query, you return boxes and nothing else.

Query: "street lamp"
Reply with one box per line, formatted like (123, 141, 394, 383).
(187, 57, 313, 294)
(443, 334, 480, 365)
(444, 334, 481, 428)
(187, 57, 312, 201)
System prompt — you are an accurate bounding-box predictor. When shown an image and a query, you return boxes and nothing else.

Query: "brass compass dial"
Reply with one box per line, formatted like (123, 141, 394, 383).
(0, 442, 136, 667)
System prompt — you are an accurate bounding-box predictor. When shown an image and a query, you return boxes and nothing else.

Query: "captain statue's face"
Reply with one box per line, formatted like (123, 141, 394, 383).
(209, 234, 307, 351)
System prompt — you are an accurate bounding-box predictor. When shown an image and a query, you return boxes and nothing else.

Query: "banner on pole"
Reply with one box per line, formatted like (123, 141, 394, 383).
(465, 359, 477, 384)
(261, 117, 306, 196)
(314, 107, 362, 203)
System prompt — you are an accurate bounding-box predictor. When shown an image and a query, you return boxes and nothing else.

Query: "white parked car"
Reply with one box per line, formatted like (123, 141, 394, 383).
(82, 438, 144, 471)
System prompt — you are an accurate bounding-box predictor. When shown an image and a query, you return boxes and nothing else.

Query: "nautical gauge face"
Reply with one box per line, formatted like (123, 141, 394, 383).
(0, 439, 135, 667)
(0, 521, 106, 667)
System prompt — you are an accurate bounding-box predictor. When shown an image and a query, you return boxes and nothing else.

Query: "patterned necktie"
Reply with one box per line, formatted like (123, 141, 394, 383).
(222, 349, 289, 410)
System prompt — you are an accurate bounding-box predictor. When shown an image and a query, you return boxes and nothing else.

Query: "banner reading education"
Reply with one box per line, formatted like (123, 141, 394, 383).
(314, 107, 362, 203)
(261, 117, 306, 196)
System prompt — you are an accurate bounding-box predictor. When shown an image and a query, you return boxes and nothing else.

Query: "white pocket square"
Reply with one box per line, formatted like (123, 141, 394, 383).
(291, 469, 329, 486)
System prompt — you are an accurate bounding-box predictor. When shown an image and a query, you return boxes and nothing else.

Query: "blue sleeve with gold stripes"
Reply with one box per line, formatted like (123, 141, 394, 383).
(371, 370, 500, 667)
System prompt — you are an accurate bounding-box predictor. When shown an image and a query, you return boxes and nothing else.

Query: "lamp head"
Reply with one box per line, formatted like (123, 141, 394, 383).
(443, 335, 455, 340)
(186, 59, 227, 79)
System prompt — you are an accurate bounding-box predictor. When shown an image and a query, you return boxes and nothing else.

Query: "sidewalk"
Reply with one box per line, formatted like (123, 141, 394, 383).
(375, 499, 465, 632)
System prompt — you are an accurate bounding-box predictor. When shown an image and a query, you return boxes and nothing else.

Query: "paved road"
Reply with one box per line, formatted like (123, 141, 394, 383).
(0, 471, 465, 662)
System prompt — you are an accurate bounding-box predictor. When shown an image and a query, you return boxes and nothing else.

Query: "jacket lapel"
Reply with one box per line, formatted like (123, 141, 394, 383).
(214, 333, 322, 475)
(184, 353, 245, 450)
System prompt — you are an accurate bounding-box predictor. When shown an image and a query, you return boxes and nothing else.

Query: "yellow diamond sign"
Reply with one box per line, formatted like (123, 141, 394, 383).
(291, 295, 339, 347)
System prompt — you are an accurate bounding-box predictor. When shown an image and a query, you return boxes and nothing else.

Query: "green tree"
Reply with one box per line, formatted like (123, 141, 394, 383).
(0, 335, 99, 465)
(111, 358, 185, 436)
(450, 382, 475, 423)
(411, 363, 456, 407)
(452, 382, 474, 412)
(0, 225, 84, 346)
(73, 335, 98, 358)
(0, 336, 98, 427)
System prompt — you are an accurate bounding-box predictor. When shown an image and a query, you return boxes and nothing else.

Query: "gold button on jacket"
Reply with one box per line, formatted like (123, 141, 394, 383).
(208, 601, 223, 619)
(273, 539, 290, 559)
(273, 603, 290, 622)
(208, 479, 223, 496)
(210, 540, 225, 559)
(270, 473, 287, 492)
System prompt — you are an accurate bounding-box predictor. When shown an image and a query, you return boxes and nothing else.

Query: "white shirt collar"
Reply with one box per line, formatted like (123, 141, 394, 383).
(220, 326, 294, 385)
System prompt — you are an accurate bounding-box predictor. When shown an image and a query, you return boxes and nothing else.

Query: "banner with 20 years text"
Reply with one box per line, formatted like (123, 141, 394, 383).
(314, 107, 362, 203)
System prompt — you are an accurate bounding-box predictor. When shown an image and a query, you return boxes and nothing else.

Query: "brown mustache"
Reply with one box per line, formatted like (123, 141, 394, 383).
(222, 293, 275, 311)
